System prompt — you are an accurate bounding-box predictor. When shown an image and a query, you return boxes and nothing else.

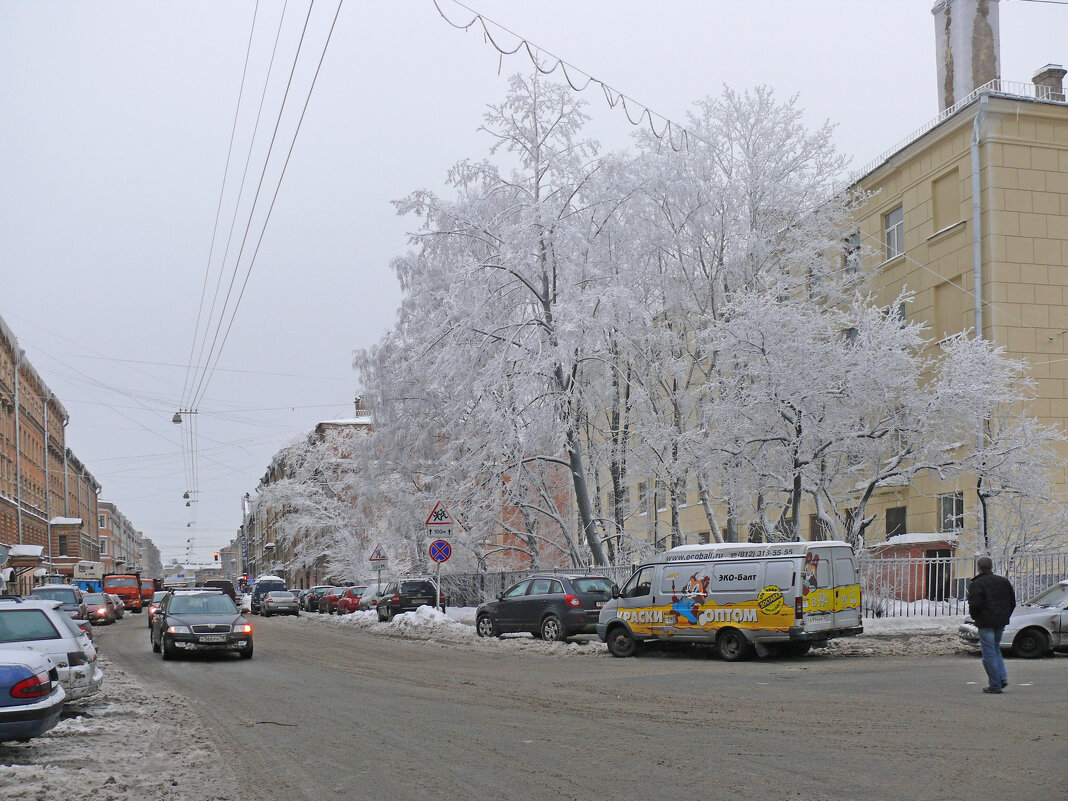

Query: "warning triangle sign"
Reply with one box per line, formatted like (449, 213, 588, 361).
(425, 501, 454, 526)
(369, 544, 387, 562)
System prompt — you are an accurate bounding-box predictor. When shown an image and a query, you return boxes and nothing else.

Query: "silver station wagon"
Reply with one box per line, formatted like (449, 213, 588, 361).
(959, 580, 1068, 658)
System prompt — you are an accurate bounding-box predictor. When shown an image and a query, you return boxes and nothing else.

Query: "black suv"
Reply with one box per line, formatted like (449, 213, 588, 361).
(475, 574, 614, 641)
(376, 579, 445, 621)
(150, 590, 252, 660)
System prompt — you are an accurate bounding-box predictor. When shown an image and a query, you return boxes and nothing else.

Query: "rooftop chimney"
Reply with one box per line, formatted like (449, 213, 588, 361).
(932, 0, 1001, 112)
(1033, 64, 1066, 103)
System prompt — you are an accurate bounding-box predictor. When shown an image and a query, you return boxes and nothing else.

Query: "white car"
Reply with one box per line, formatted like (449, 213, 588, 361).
(959, 580, 1068, 658)
(358, 583, 389, 612)
(0, 597, 104, 700)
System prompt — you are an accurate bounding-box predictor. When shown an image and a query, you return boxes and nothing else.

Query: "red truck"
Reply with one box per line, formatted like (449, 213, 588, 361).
(140, 578, 156, 608)
(103, 573, 143, 613)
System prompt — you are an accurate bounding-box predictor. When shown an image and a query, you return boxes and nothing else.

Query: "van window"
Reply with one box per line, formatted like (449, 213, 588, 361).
(835, 558, 857, 585)
(816, 559, 832, 589)
(711, 561, 760, 592)
(622, 567, 654, 598)
(764, 561, 793, 590)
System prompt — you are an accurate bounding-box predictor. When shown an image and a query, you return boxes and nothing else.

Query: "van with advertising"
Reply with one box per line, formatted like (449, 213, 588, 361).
(250, 575, 286, 614)
(102, 572, 143, 613)
(597, 541, 863, 660)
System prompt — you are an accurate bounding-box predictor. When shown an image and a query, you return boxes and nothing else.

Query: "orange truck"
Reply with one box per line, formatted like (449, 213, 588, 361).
(140, 578, 156, 608)
(103, 573, 143, 613)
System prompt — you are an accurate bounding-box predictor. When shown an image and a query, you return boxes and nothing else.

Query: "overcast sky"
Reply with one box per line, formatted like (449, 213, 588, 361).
(2, 0, 1064, 564)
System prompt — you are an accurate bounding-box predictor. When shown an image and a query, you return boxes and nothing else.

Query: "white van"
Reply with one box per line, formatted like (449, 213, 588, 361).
(597, 541, 863, 660)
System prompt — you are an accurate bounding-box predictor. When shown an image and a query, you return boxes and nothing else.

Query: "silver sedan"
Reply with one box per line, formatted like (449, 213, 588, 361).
(959, 580, 1068, 658)
(260, 591, 300, 617)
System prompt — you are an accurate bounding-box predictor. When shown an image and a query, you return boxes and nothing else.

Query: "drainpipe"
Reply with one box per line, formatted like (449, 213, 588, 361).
(13, 348, 24, 545)
(970, 94, 990, 551)
(44, 391, 52, 569)
(62, 431, 70, 516)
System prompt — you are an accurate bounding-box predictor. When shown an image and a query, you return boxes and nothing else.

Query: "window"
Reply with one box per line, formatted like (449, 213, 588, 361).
(99, 537, 107, 555)
(622, 567, 654, 598)
(843, 326, 859, 343)
(809, 514, 832, 541)
(697, 531, 711, 545)
(843, 231, 861, 274)
(655, 480, 668, 511)
(764, 561, 793, 590)
(939, 492, 964, 532)
(711, 561, 760, 592)
(0, 609, 62, 643)
(503, 580, 531, 599)
(886, 506, 907, 539)
(98, 514, 106, 529)
(528, 578, 559, 595)
(932, 168, 960, 232)
(58, 534, 68, 556)
(637, 482, 648, 516)
(884, 205, 904, 260)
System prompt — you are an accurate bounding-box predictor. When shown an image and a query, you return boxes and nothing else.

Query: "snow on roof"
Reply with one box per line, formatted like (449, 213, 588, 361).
(8, 544, 45, 558)
(873, 532, 959, 548)
(317, 416, 372, 427)
(254, 574, 285, 582)
(50, 516, 82, 526)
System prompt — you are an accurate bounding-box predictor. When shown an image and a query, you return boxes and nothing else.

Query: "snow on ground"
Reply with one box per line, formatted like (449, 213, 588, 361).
(287, 606, 973, 659)
(0, 656, 238, 801)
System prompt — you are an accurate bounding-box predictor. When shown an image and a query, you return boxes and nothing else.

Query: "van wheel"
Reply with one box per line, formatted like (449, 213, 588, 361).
(716, 628, 753, 662)
(606, 627, 638, 658)
(1012, 628, 1050, 659)
(540, 615, 566, 642)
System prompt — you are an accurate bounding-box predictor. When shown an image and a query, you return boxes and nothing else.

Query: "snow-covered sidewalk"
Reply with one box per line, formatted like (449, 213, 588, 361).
(0, 656, 238, 801)
(287, 607, 973, 659)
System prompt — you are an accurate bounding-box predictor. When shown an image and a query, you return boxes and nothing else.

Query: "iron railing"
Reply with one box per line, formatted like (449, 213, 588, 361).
(436, 552, 1068, 619)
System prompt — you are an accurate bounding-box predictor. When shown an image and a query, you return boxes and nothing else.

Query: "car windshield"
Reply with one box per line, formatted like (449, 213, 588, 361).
(169, 595, 237, 615)
(1026, 583, 1068, 608)
(0, 609, 62, 643)
(30, 587, 77, 603)
(571, 577, 613, 594)
(83, 594, 107, 604)
(401, 582, 434, 594)
(106, 577, 138, 588)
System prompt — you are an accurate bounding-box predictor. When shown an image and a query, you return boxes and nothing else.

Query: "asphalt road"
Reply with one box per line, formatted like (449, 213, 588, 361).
(95, 615, 1066, 801)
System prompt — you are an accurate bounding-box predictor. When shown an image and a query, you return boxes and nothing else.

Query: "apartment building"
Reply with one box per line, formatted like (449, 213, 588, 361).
(98, 501, 142, 573)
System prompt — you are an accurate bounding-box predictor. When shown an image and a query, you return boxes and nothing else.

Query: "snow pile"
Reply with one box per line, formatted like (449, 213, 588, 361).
(0, 657, 239, 801)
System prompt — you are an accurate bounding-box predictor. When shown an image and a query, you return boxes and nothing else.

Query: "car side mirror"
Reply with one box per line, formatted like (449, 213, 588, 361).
(611, 584, 620, 598)
(496, 592, 503, 600)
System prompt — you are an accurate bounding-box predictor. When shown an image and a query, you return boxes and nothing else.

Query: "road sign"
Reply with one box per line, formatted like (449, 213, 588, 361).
(425, 501, 454, 526)
(429, 539, 451, 563)
(369, 544, 388, 564)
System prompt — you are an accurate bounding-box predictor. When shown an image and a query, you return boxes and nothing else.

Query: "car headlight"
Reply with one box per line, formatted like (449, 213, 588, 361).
(232, 623, 252, 634)
(166, 625, 190, 634)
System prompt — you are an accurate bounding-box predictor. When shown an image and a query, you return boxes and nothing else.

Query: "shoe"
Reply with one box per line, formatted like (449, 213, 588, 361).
(982, 687, 1003, 694)
(1001, 680, 1008, 688)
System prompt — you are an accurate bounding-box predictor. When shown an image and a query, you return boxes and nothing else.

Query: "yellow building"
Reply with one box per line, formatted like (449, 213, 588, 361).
(615, 6, 1067, 556)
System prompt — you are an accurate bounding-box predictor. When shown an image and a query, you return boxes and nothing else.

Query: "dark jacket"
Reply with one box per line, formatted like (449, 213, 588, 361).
(968, 572, 1016, 628)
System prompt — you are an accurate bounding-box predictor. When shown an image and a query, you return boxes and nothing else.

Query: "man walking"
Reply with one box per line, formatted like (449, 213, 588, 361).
(967, 556, 1016, 694)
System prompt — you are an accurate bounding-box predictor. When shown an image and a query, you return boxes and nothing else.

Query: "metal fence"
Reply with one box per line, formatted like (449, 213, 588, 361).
(438, 552, 1068, 619)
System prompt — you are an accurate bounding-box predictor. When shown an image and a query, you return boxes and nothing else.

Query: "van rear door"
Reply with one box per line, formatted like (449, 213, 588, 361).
(801, 547, 836, 633)
(829, 546, 862, 630)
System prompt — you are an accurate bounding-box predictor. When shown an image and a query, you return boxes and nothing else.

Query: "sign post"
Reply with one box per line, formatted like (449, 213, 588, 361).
(368, 543, 388, 591)
(425, 502, 454, 610)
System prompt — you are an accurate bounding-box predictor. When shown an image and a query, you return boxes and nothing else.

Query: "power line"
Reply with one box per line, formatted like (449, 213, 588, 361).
(182, 0, 262, 410)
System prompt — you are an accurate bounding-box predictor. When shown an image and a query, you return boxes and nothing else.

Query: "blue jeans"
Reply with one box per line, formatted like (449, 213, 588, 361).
(978, 626, 1007, 690)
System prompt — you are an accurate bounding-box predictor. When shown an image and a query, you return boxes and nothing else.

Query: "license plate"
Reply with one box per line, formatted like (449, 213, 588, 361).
(596, 601, 605, 608)
(413, 598, 429, 605)
(199, 634, 226, 643)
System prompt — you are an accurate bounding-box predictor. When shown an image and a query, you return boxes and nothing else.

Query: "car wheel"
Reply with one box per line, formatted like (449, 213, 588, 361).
(606, 626, 638, 658)
(239, 642, 254, 660)
(161, 636, 176, 661)
(540, 615, 566, 642)
(1012, 627, 1050, 659)
(475, 614, 497, 638)
(716, 628, 753, 662)
(151, 632, 160, 653)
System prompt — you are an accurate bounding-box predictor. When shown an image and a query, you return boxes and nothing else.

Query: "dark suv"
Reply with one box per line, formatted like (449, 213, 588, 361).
(475, 574, 614, 641)
(376, 579, 445, 621)
(150, 590, 252, 660)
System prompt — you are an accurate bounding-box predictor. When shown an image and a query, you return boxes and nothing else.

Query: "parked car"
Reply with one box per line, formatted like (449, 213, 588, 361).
(150, 590, 252, 660)
(106, 593, 125, 619)
(261, 591, 299, 617)
(335, 586, 367, 615)
(304, 586, 334, 612)
(0, 647, 66, 743)
(377, 579, 446, 622)
(0, 596, 103, 700)
(83, 593, 117, 625)
(318, 587, 351, 615)
(959, 579, 1068, 658)
(476, 574, 613, 641)
(28, 584, 87, 621)
(146, 591, 169, 627)
(358, 583, 389, 612)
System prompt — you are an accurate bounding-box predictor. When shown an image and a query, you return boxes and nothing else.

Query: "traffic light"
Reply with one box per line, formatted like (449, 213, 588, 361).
(213, 551, 219, 562)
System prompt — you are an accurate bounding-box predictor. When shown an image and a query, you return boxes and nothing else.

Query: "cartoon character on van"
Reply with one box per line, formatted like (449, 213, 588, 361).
(666, 571, 710, 626)
(802, 552, 819, 596)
